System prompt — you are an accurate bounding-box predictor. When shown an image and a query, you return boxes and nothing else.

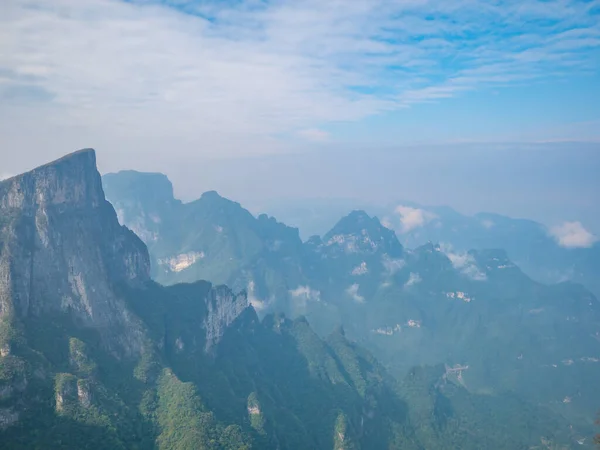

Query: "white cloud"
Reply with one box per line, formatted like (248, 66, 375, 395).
(404, 272, 421, 287)
(440, 244, 487, 281)
(1, 0, 599, 161)
(346, 283, 365, 303)
(382, 255, 405, 274)
(247, 280, 268, 311)
(289, 285, 321, 307)
(394, 206, 437, 233)
(550, 221, 597, 248)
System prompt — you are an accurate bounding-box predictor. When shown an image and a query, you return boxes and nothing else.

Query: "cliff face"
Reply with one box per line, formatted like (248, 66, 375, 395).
(0, 149, 256, 360)
(204, 285, 250, 351)
(0, 149, 150, 356)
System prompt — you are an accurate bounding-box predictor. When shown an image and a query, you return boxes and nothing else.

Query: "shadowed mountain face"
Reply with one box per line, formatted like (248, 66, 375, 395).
(3, 150, 582, 449)
(104, 169, 600, 442)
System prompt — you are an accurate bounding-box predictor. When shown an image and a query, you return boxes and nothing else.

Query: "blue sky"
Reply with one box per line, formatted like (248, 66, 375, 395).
(0, 0, 599, 231)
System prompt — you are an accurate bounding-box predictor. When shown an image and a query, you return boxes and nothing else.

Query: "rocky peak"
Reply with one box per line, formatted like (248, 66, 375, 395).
(323, 210, 403, 256)
(468, 248, 523, 276)
(0, 149, 103, 211)
(189, 190, 254, 222)
(102, 170, 178, 211)
(102, 170, 180, 244)
(0, 149, 150, 356)
(204, 285, 251, 351)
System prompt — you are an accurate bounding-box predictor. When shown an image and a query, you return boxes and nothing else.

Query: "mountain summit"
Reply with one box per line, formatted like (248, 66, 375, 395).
(0, 149, 150, 356)
(323, 210, 403, 257)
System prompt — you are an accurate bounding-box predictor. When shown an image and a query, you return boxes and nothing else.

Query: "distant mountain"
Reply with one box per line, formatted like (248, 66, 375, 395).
(104, 170, 600, 442)
(385, 202, 600, 299)
(248, 197, 373, 241)
(103, 171, 309, 318)
(3, 151, 578, 449)
(259, 198, 600, 299)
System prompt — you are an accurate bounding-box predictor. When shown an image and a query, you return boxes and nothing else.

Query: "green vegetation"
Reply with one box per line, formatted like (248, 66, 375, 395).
(0, 157, 594, 449)
(154, 369, 252, 450)
(247, 392, 266, 436)
(333, 412, 358, 450)
(68, 338, 97, 377)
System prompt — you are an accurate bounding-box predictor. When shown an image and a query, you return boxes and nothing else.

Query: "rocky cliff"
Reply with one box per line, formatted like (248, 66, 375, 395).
(0, 149, 151, 356)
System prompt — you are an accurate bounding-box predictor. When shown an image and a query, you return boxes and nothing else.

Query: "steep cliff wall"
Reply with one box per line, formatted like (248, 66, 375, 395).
(0, 149, 150, 356)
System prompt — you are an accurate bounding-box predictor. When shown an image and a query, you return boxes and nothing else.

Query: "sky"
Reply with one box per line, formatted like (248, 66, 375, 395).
(1, 0, 599, 232)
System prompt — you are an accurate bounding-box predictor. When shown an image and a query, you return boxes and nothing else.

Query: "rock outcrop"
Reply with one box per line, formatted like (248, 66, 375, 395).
(0, 149, 150, 356)
(204, 285, 250, 351)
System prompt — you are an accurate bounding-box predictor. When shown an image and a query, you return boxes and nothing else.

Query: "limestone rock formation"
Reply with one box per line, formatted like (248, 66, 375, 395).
(0, 149, 150, 356)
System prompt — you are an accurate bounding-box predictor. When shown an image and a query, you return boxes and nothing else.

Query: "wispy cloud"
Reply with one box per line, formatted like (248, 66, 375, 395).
(346, 283, 365, 303)
(404, 272, 422, 288)
(382, 255, 406, 275)
(394, 206, 437, 233)
(440, 244, 487, 281)
(289, 285, 321, 306)
(550, 221, 598, 248)
(1, 0, 599, 158)
(247, 280, 268, 311)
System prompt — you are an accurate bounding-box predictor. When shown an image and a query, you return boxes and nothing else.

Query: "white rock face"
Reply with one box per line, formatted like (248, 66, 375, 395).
(247, 405, 261, 415)
(77, 381, 92, 408)
(158, 251, 205, 272)
(371, 324, 401, 335)
(446, 291, 473, 302)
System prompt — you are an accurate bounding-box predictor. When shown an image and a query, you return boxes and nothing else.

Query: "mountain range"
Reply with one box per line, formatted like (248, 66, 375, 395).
(259, 198, 600, 300)
(0, 151, 596, 448)
(103, 168, 600, 443)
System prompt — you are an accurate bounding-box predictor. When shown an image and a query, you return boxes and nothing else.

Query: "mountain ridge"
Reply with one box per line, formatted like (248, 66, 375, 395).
(102, 168, 600, 442)
(6, 149, 578, 448)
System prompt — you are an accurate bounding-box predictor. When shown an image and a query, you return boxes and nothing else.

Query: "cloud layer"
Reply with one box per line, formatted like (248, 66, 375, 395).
(550, 221, 598, 248)
(1, 0, 599, 161)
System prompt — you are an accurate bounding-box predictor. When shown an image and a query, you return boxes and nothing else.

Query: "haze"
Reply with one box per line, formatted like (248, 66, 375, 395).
(1, 0, 599, 232)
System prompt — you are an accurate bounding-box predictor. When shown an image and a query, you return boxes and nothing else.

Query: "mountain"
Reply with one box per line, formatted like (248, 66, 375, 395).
(103, 171, 310, 318)
(256, 198, 600, 300)
(3, 150, 580, 448)
(103, 170, 600, 443)
(249, 198, 374, 241)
